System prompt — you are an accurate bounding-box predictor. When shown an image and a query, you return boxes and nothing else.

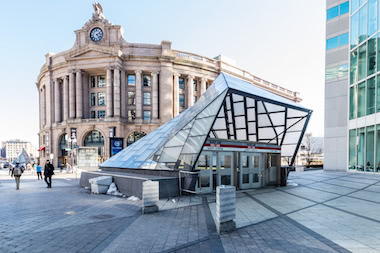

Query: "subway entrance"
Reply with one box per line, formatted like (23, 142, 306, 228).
(194, 139, 281, 193)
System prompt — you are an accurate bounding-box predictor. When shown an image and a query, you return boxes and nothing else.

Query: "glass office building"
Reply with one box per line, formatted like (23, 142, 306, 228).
(348, 0, 380, 172)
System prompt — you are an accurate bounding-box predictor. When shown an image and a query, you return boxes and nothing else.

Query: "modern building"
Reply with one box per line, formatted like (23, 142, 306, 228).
(325, 0, 350, 171)
(325, 0, 380, 172)
(82, 73, 311, 197)
(37, 4, 302, 168)
(2, 140, 35, 163)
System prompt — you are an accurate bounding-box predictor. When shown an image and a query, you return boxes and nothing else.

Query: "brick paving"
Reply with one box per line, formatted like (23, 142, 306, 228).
(1, 170, 380, 252)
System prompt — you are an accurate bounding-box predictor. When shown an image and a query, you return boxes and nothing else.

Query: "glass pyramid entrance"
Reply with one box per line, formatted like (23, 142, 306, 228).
(100, 73, 312, 171)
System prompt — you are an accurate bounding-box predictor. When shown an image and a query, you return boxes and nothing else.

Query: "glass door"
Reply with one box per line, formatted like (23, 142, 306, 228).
(239, 153, 262, 189)
(217, 152, 234, 186)
(195, 151, 213, 193)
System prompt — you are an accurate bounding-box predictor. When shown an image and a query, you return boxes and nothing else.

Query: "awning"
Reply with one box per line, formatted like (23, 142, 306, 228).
(38, 146, 46, 152)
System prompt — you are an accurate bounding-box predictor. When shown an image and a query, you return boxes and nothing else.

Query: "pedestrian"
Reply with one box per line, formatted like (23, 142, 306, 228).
(11, 162, 24, 190)
(44, 160, 55, 188)
(36, 163, 43, 180)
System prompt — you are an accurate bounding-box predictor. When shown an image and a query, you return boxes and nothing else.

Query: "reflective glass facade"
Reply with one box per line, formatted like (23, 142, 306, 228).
(327, 1, 349, 20)
(349, 0, 380, 172)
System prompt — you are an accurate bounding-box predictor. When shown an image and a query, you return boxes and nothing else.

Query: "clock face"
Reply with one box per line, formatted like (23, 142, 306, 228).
(90, 27, 103, 42)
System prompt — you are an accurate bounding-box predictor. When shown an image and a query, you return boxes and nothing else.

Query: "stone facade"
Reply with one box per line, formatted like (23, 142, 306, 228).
(37, 5, 301, 168)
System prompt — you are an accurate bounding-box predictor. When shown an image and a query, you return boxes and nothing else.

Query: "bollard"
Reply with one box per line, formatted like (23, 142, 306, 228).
(142, 180, 159, 214)
(216, 185, 236, 234)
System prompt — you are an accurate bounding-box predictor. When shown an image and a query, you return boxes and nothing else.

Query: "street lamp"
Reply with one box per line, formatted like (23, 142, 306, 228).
(67, 137, 77, 169)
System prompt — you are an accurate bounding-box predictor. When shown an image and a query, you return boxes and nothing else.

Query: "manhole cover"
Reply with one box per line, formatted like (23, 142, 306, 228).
(90, 214, 115, 220)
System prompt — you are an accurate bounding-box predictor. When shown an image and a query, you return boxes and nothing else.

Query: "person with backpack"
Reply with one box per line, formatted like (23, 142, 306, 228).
(44, 160, 55, 188)
(11, 162, 24, 190)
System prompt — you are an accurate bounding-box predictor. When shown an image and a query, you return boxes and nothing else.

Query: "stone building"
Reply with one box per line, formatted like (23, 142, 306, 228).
(2, 140, 35, 163)
(37, 4, 301, 167)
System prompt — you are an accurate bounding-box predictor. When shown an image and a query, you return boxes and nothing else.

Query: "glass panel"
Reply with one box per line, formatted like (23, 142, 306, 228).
(233, 102, 245, 115)
(243, 174, 249, 184)
(97, 75, 105, 87)
(366, 126, 375, 171)
(352, 0, 359, 13)
(97, 92, 105, 106)
(165, 129, 190, 147)
(368, 0, 377, 36)
(235, 116, 245, 129)
(351, 50, 358, 85)
(367, 77, 376, 115)
(179, 94, 185, 108)
(358, 44, 367, 81)
(340, 2, 350, 14)
(128, 92, 135, 105)
(377, 75, 380, 112)
(368, 37, 376, 76)
(339, 33, 349, 46)
(91, 76, 96, 88)
(351, 12, 360, 49)
(358, 82, 366, 117)
(128, 75, 135, 86)
(220, 155, 232, 169)
(91, 93, 96, 106)
(179, 78, 185, 90)
(326, 36, 339, 50)
(376, 125, 380, 172)
(236, 129, 246, 140)
(378, 33, 380, 72)
(97, 111, 105, 118)
(159, 147, 182, 163)
(143, 111, 151, 121)
(350, 85, 357, 119)
(349, 129, 357, 170)
(359, 4, 368, 43)
(143, 92, 151, 105)
(143, 75, 151, 87)
(327, 6, 339, 20)
(189, 116, 214, 137)
(357, 128, 365, 171)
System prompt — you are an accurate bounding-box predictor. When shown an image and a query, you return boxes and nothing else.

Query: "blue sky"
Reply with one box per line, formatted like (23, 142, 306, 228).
(0, 0, 325, 147)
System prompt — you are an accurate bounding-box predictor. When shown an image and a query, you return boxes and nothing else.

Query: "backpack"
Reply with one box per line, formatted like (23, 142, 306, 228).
(14, 166, 22, 176)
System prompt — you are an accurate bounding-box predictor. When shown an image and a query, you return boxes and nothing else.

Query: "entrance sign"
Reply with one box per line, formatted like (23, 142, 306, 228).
(110, 137, 124, 157)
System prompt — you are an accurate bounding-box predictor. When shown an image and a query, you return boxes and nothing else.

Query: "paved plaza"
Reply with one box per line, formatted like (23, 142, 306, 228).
(1, 170, 380, 252)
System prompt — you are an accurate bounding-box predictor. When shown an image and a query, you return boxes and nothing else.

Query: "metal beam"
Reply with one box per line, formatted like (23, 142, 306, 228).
(243, 96, 249, 140)
(262, 101, 279, 145)
(229, 93, 237, 140)
(291, 112, 312, 166)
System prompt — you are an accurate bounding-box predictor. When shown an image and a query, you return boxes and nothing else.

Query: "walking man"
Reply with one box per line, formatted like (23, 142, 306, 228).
(44, 160, 55, 188)
(11, 162, 24, 190)
(36, 163, 43, 180)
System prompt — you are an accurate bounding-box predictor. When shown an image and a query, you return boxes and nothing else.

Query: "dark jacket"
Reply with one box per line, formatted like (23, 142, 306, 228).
(44, 163, 55, 176)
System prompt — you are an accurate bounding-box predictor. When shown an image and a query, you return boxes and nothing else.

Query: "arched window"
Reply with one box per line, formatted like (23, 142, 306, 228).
(59, 134, 68, 156)
(84, 130, 104, 146)
(127, 131, 146, 146)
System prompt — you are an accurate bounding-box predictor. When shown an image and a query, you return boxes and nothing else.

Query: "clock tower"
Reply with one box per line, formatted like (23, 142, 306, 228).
(73, 2, 126, 49)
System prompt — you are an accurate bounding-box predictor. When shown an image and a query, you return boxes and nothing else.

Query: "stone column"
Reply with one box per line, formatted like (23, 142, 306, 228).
(113, 68, 121, 117)
(120, 69, 126, 119)
(76, 70, 83, 119)
(63, 76, 69, 121)
(135, 70, 142, 122)
(54, 78, 61, 123)
(173, 73, 180, 116)
(82, 73, 89, 119)
(216, 185, 236, 234)
(187, 76, 194, 108)
(159, 63, 173, 122)
(142, 180, 159, 214)
(152, 72, 159, 121)
(41, 87, 46, 126)
(200, 78, 207, 96)
(69, 71, 76, 119)
(106, 68, 113, 118)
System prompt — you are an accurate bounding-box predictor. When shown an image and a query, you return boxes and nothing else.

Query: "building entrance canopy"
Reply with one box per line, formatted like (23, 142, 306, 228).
(100, 73, 312, 171)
